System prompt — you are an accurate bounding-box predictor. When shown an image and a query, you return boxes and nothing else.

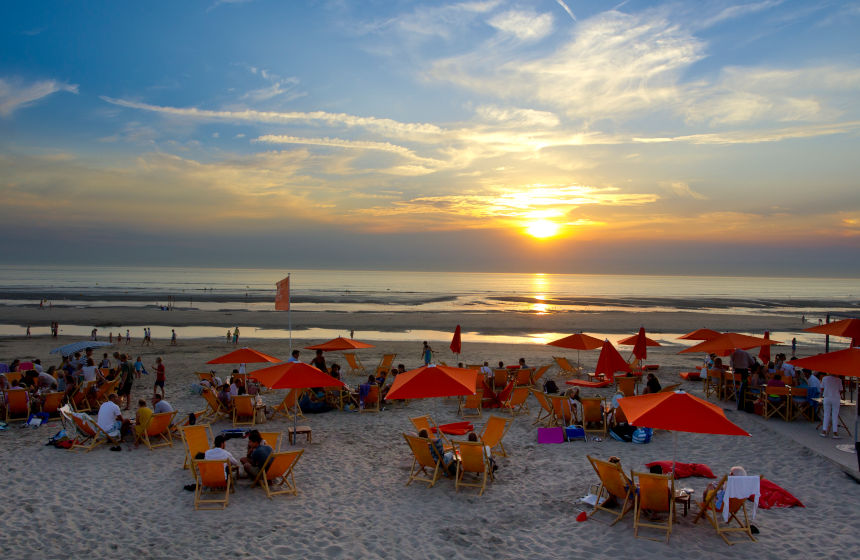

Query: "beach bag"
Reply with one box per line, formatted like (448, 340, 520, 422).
(543, 379, 559, 394)
(537, 427, 565, 444)
(609, 423, 634, 443)
(632, 427, 653, 444)
(565, 425, 586, 442)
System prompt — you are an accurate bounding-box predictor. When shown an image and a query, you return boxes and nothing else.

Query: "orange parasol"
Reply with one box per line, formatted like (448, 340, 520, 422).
(305, 337, 375, 351)
(450, 325, 462, 355)
(386, 365, 477, 400)
(786, 347, 860, 377)
(207, 347, 281, 364)
(594, 339, 630, 381)
(804, 318, 860, 347)
(618, 333, 662, 348)
(619, 327, 661, 361)
(250, 362, 345, 389)
(547, 332, 603, 368)
(758, 331, 771, 363)
(678, 328, 721, 341)
(678, 332, 780, 355)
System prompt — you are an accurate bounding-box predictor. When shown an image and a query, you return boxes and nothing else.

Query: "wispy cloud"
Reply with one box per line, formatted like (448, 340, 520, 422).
(554, 0, 577, 22)
(488, 9, 554, 41)
(0, 78, 78, 117)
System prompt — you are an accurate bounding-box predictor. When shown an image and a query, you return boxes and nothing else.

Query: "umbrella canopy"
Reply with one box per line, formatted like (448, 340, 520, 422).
(678, 328, 721, 341)
(679, 332, 780, 355)
(207, 347, 280, 364)
(547, 333, 603, 350)
(594, 339, 630, 381)
(50, 340, 112, 356)
(618, 332, 662, 348)
(787, 348, 860, 377)
(386, 365, 477, 400)
(304, 337, 375, 351)
(250, 362, 345, 389)
(619, 391, 750, 436)
(450, 325, 462, 355)
(758, 331, 772, 363)
(804, 318, 860, 347)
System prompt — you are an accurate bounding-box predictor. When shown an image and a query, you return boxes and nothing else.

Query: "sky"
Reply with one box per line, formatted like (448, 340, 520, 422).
(1, 0, 859, 275)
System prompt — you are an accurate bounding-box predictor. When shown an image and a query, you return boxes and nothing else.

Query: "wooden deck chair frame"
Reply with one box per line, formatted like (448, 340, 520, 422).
(253, 449, 304, 498)
(789, 387, 814, 421)
(548, 394, 575, 427)
(179, 423, 214, 469)
(693, 475, 757, 545)
(586, 455, 635, 525)
(514, 368, 533, 387)
(531, 389, 554, 426)
(63, 408, 120, 452)
(553, 356, 581, 377)
(193, 459, 234, 510)
(374, 354, 396, 377)
(632, 470, 675, 542)
(480, 415, 511, 458)
(360, 384, 381, 413)
(195, 371, 217, 386)
(762, 386, 791, 421)
(492, 369, 509, 390)
(580, 397, 607, 438)
(503, 386, 531, 416)
(258, 431, 281, 452)
(704, 369, 724, 399)
(342, 352, 367, 376)
(659, 383, 681, 393)
(92, 379, 118, 407)
(231, 394, 256, 427)
(72, 380, 97, 412)
(458, 386, 483, 419)
(272, 388, 305, 420)
(722, 373, 742, 402)
(136, 411, 177, 450)
(41, 391, 66, 419)
(409, 415, 453, 450)
(4, 389, 30, 422)
(455, 441, 493, 496)
(530, 364, 551, 386)
(403, 433, 443, 488)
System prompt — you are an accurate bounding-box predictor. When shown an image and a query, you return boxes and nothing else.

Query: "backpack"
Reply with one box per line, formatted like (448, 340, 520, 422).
(632, 427, 653, 444)
(543, 379, 559, 394)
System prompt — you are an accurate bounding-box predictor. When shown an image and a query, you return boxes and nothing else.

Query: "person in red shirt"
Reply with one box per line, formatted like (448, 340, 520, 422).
(152, 356, 166, 398)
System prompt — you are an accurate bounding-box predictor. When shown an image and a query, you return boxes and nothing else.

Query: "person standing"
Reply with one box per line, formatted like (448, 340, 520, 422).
(25, 325, 31, 338)
(820, 372, 844, 439)
(791, 337, 797, 355)
(421, 341, 433, 366)
(232, 327, 240, 345)
(125, 329, 131, 345)
(118, 354, 134, 410)
(227, 330, 232, 343)
(91, 328, 98, 341)
(170, 329, 177, 346)
(152, 357, 166, 398)
(730, 347, 754, 411)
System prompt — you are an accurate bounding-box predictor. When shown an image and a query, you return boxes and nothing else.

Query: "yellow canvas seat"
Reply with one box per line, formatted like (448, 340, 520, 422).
(587, 455, 635, 525)
(343, 352, 367, 376)
(455, 441, 493, 496)
(580, 397, 607, 438)
(693, 475, 759, 545)
(502, 386, 530, 416)
(231, 394, 256, 427)
(530, 364, 551, 386)
(549, 394, 575, 426)
(633, 470, 675, 542)
(615, 376, 636, 397)
(514, 368, 533, 386)
(92, 380, 118, 407)
(193, 459, 234, 510)
(530, 389, 554, 426)
(374, 354, 396, 377)
(258, 431, 281, 452)
(457, 380, 483, 419)
(135, 411, 177, 450)
(409, 415, 453, 450)
(179, 424, 214, 469)
(492, 369, 509, 390)
(195, 371, 217, 386)
(403, 433, 444, 488)
(4, 388, 30, 422)
(553, 356, 582, 377)
(200, 388, 231, 422)
(480, 415, 511, 457)
(253, 450, 304, 498)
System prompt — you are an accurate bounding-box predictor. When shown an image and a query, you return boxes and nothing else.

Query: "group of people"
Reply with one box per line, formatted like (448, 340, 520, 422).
(197, 429, 272, 481)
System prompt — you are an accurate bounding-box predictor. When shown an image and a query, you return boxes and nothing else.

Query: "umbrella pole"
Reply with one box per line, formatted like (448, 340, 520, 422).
(672, 432, 677, 480)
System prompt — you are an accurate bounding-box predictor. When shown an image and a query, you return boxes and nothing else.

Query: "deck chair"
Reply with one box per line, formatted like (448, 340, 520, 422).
(409, 415, 453, 450)
(492, 369, 509, 390)
(41, 391, 66, 419)
(632, 471, 675, 542)
(232, 394, 256, 427)
(722, 373, 742, 402)
(92, 380, 118, 407)
(457, 381, 483, 419)
(72, 380, 97, 412)
(762, 386, 791, 421)
(531, 364, 551, 386)
(253, 449, 304, 498)
(704, 369, 724, 399)
(258, 431, 281, 452)
(179, 424, 214, 469)
(530, 389, 554, 426)
(581, 397, 607, 438)
(455, 441, 493, 496)
(374, 354, 396, 377)
(615, 376, 636, 397)
(195, 371, 217, 386)
(5, 388, 30, 422)
(790, 387, 814, 421)
(272, 388, 305, 420)
(360, 384, 380, 413)
(553, 356, 581, 377)
(193, 459, 234, 510)
(135, 411, 177, 450)
(480, 415, 511, 458)
(199, 388, 231, 422)
(403, 433, 443, 488)
(659, 383, 681, 393)
(586, 455, 635, 525)
(343, 352, 367, 376)
(62, 407, 121, 452)
(502, 386, 530, 416)
(514, 368, 533, 387)
(693, 475, 759, 545)
(549, 394, 575, 427)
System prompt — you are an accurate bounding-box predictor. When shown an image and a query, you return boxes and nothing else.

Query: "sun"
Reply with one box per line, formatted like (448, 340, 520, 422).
(526, 220, 560, 239)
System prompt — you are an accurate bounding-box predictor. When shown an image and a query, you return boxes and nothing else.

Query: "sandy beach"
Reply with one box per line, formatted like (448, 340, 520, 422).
(1, 307, 858, 559)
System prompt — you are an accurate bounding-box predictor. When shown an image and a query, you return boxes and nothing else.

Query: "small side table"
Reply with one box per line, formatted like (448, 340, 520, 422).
(674, 490, 692, 517)
(287, 425, 312, 444)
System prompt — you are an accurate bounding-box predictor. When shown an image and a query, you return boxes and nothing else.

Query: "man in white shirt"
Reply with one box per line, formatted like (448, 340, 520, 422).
(820, 373, 844, 439)
(96, 394, 129, 447)
(152, 394, 174, 414)
(806, 370, 822, 396)
(204, 435, 242, 474)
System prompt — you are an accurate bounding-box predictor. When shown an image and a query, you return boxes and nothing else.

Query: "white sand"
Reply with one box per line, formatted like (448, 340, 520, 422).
(1, 325, 858, 558)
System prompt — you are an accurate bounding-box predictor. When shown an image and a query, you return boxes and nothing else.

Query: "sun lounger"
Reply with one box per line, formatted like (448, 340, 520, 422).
(565, 379, 612, 388)
(179, 424, 214, 470)
(135, 411, 177, 450)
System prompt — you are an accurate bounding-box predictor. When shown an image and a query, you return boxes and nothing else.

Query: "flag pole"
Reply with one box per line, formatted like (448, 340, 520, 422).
(288, 273, 292, 353)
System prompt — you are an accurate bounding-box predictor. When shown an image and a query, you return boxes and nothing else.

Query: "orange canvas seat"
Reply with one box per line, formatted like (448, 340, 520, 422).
(502, 386, 530, 416)
(553, 356, 581, 377)
(587, 455, 635, 525)
(492, 369, 509, 390)
(135, 411, 177, 450)
(272, 388, 305, 420)
(479, 415, 511, 457)
(457, 378, 483, 419)
(193, 459, 234, 510)
(580, 397, 607, 438)
(41, 391, 65, 419)
(374, 353, 396, 376)
(530, 389, 554, 426)
(410, 415, 453, 450)
(91, 380, 118, 407)
(200, 388, 231, 422)
(549, 394, 575, 427)
(633, 471, 675, 542)
(403, 433, 444, 488)
(530, 364, 551, 386)
(455, 441, 493, 496)
(514, 368, 533, 386)
(4, 388, 30, 422)
(232, 394, 256, 427)
(615, 376, 637, 397)
(257, 431, 281, 452)
(360, 384, 380, 413)
(253, 450, 304, 498)
(179, 424, 214, 469)
(342, 352, 367, 376)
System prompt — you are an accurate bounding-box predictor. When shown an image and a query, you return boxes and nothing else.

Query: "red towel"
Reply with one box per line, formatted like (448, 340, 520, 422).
(565, 379, 612, 388)
(759, 478, 804, 509)
(432, 422, 474, 436)
(645, 461, 716, 479)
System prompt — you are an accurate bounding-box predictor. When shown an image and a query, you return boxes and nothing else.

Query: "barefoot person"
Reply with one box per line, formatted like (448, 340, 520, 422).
(152, 357, 166, 399)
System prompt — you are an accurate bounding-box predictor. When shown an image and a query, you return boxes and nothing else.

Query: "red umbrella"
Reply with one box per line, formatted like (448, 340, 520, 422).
(207, 347, 280, 364)
(450, 325, 462, 355)
(594, 339, 630, 382)
(804, 318, 860, 347)
(386, 365, 477, 400)
(305, 337, 375, 351)
(759, 331, 771, 363)
(619, 327, 660, 360)
(547, 332, 603, 368)
(618, 332, 662, 348)
(250, 362, 345, 389)
(679, 332, 780, 355)
(787, 347, 860, 377)
(678, 328, 721, 341)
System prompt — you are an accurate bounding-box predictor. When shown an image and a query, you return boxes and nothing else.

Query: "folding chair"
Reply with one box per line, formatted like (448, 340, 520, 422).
(193, 460, 234, 510)
(403, 433, 443, 488)
(455, 441, 493, 496)
(253, 450, 304, 498)
(632, 471, 675, 542)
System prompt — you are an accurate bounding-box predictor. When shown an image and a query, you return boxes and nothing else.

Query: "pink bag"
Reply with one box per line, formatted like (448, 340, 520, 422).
(537, 427, 565, 444)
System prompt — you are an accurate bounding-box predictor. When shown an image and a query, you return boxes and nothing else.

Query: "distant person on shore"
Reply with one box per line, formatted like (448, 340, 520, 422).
(91, 328, 98, 341)
(232, 327, 240, 345)
(25, 325, 31, 338)
(791, 338, 797, 355)
(171, 329, 177, 346)
(125, 329, 130, 345)
(422, 341, 433, 366)
(227, 330, 232, 343)
(152, 357, 166, 398)
(350, 329, 354, 339)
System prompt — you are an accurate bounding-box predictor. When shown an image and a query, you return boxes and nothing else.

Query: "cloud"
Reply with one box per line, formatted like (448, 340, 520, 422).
(664, 181, 707, 200)
(241, 67, 304, 103)
(697, 0, 784, 29)
(386, 0, 501, 40)
(632, 120, 860, 144)
(0, 78, 79, 117)
(554, 0, 577, 22)
(488, 9, 554, 41)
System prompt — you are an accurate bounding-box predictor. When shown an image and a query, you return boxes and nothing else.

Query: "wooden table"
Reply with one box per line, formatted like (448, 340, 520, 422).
(287, 425, 312, 444)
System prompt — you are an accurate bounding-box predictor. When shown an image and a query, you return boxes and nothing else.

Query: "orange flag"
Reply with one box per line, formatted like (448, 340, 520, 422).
(275, 275, 290, 311)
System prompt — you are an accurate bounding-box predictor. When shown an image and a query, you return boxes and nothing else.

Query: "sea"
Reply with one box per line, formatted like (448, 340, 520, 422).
(0, 265, 856, 345)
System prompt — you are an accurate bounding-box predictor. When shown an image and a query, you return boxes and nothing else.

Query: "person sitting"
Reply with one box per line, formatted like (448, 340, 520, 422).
(287, 350, 301, 363)
(96, 393, 131, 449)
(418, 429, 456, 477)
(310, 349, 327, 372)
(703, 465, 747, 506)
(480, 361, 493, 377)
(37, 370, 58, 391)
(217, 383, 233, 411)
(240, 430, 273, 479)
(204, 434, 242, 475)
(152, 393, 174, 414)
(329, 363, 342, 381)
(299, 387, 331, 413)
(133, 399, 153, 446)
(467, 431, 498, 472)
(642, 373, 662, 394)
(358, 375, 376, 408)
(805, 369, 821, 399)
(517, 358, 528, 369)
(565, 387, 582, 422)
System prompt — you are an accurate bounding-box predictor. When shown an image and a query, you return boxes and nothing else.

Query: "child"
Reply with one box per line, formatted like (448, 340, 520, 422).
(152, 357, 166, 398)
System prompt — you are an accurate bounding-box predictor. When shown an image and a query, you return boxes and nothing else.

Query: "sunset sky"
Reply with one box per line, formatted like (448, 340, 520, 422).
(1, 1, 858, 274)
